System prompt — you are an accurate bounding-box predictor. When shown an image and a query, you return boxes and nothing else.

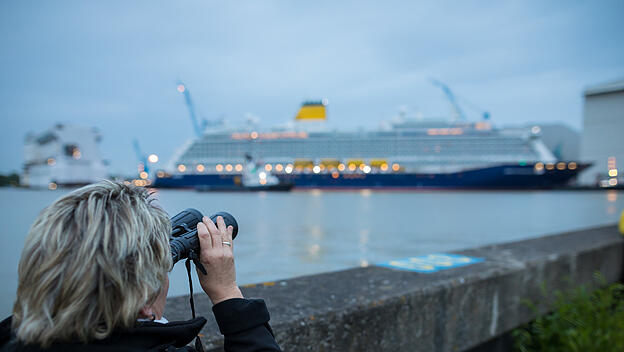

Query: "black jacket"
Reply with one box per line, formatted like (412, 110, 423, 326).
(0, 298, 281, 352)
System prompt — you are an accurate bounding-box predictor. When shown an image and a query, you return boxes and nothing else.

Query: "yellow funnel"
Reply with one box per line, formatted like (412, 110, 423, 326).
(295, 101, 327, 120)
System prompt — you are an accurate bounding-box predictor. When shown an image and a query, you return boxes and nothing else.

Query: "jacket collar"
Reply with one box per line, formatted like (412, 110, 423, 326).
(0, 316, 207, 351)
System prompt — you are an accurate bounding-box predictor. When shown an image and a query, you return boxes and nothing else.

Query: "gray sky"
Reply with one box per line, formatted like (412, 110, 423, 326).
(1, 1, 623, 175)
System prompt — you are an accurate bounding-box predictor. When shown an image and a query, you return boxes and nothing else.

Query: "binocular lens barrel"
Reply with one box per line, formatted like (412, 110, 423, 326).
(169, 208, 238, 264)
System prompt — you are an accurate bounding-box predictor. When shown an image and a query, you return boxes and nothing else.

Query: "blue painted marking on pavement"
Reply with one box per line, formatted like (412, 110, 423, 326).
(376, 253, 484, 273)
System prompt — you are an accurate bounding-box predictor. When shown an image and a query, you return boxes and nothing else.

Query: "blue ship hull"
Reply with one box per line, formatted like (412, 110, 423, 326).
(154, 174, 241, 189)
(153, 164, 588, 190)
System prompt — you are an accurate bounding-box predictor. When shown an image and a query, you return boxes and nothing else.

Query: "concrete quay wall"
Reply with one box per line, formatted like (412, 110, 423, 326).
(165, 225, 624, 352)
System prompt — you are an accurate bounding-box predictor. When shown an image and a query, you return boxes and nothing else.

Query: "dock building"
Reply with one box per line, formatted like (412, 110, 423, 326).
(22, 124, 107, 188)
(579, 79, 624, 186)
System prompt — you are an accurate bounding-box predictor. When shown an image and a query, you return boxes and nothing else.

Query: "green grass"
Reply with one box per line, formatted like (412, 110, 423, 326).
(513, 273, 624, 352)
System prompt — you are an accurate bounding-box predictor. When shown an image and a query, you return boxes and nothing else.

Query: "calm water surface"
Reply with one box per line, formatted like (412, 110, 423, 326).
(1, 188, 623, 317)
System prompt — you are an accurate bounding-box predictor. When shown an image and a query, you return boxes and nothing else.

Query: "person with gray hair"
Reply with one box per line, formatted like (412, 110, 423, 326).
(0, 181, 281, 351)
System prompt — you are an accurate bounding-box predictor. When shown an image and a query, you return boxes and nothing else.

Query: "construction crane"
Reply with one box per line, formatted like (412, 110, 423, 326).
(133, 139, 149, 176)
(429, 79, 490, 121)
(176, 81, 207, 138)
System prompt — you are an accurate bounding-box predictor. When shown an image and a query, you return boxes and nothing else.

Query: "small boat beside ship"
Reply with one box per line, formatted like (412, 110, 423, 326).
(193, 154, 293, 192)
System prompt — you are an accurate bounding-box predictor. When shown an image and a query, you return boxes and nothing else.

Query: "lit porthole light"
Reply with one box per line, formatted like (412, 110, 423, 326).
(72, 147, 81, 160)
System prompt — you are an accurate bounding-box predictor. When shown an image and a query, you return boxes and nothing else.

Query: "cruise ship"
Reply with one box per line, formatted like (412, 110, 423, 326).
(154, 102, 588, 190)
(22, 124, 107, 189)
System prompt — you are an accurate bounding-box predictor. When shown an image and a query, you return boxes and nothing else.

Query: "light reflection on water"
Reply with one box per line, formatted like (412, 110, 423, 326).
(1, 188, 623, 317)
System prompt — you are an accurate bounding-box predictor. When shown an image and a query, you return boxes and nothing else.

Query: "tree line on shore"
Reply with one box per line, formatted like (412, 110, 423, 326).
(0, 173, 19, 187)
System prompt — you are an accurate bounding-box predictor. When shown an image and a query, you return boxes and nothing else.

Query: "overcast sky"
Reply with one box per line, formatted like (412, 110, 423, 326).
(1, 1, 623, 175)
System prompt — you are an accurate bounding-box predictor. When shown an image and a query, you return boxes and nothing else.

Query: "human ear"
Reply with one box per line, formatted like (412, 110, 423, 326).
(138, 305, 154, 320)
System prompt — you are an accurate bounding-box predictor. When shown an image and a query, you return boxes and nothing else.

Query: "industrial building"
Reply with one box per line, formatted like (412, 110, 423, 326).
(579, 79, 624, 186)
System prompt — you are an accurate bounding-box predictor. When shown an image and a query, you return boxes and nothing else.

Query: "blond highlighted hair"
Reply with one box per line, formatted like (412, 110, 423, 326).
(12, 181, 171, 347)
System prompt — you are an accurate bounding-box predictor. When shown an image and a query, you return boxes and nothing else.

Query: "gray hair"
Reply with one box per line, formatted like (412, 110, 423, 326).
(12, 181, 171, 347)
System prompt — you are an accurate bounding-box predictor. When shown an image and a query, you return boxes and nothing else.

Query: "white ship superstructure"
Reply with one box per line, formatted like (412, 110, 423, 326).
(22, 124, 107, 188)
(156, 93, 586, 189)
(172, 116, 557, 176)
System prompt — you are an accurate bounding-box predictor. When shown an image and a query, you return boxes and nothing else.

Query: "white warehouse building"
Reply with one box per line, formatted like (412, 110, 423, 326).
(579, 79, 624, 186)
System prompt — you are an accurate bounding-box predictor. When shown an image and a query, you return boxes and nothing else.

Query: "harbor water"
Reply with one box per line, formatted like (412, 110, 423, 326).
(1, 188, 623, 317)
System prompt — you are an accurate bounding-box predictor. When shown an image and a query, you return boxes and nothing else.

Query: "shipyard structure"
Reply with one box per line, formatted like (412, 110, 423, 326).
(580, 79, 624, 187)
(22, 124, 107, 188)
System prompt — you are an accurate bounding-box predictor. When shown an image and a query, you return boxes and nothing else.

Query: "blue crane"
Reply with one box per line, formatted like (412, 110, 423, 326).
(176, 81, 207, 138)
(429, 79, 490, 121)
(429, 79, 466, 121)
(133, 139, 149, 175)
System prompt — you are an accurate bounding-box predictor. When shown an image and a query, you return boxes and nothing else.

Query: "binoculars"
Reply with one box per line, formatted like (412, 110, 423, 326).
(169, 208, 239, 265)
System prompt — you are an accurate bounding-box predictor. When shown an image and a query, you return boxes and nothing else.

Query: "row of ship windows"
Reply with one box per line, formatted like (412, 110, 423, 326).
(184, 147, 534, 158)
(190, 140, 528, 151)
(191, 142, 528, 149)
(201, 135, 524, 142)
(183, 152, 537, 162)
(193, 139, 528, 149)
(178, 158, 538, 167)
(186, 143, 531, 151)
(187, 146, 531, 152)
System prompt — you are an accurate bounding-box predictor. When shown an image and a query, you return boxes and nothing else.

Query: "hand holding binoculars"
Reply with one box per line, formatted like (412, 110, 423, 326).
(169, 208, 239, 270)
